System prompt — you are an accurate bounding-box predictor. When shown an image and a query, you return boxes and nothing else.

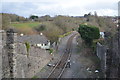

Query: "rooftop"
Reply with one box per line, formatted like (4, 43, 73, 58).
(17, 35, 49, 44)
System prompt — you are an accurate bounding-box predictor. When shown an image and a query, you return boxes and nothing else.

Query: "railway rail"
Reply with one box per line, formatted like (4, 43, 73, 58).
(47, 33, 77, 79)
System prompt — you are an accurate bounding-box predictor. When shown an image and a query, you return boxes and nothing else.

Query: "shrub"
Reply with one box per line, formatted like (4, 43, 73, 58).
(49, 48, 53, 54)
(78, 24, 100, 45)
(34, 24, 46, 32)
(32, 76, 38, 78)
(25, 42, 30, 57)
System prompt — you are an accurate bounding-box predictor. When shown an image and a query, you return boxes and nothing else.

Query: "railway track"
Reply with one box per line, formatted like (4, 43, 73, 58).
(47, 33, 77, 79)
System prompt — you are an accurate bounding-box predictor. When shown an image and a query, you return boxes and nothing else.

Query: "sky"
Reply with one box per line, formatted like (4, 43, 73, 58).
(0, 0, 119, 17)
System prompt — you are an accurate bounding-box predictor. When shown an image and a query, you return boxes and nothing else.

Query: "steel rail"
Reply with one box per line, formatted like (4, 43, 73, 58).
(47, 33, 77, 79)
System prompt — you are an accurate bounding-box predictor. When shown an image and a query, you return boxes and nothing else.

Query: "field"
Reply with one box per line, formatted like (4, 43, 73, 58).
(11, 22, 41, 34)
(11, 22, 40, 28)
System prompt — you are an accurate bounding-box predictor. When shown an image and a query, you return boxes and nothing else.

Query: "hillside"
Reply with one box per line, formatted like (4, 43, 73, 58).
(1, 13, 117, 43)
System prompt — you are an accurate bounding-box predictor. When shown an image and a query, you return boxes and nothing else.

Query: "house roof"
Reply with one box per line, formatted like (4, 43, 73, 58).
(17, 35, 49, 44)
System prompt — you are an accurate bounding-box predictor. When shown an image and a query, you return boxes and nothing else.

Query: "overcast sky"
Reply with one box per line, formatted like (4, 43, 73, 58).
(0, 0, 119, 17)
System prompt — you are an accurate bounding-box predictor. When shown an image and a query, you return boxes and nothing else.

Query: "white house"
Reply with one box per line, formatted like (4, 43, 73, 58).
(112, 19, 118, 24)
(20, 33, 24, 36)
(17, 34, 50, 49)
(36, 41, 50, 49)
(100, 32, 105, 39)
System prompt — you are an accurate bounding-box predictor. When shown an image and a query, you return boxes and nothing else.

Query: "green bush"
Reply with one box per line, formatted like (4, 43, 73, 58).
(34, 24, 46, 32)
(49, 48, 53, 54)
(78, 24, 100, 45)
(32, 76, 38, 78)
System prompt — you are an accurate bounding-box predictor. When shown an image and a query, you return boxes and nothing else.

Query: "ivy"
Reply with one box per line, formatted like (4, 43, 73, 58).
(78, 24, 100, 46)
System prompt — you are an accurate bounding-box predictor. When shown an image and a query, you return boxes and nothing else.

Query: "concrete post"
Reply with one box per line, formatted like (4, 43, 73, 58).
(1, 30, 10, 78)
(0, 30, 5, 79)
(6, 29, 17, 78)
(118, 2, 120, 78)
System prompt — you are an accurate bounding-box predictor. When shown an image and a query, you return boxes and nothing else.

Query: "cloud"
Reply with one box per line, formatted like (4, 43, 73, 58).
(1, 0, 119, 17)
(2, 2, 38, 17)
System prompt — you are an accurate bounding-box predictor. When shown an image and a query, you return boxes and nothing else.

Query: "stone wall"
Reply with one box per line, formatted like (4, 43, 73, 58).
(96, 32, 120, 78)
(13, 43, 51, 78)
(96, 42, 106, 77)
(2, 29, 51, 78)
(108, 34, 119, 78)
(118, 18, 120, 78)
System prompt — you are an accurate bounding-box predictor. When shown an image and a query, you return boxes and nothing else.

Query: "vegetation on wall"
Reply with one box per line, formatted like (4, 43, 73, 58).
(25, 42, 30, 57)
(49, 48, 54, 54)
(78, 24, 100, 45)
(32, 76, 38, 78)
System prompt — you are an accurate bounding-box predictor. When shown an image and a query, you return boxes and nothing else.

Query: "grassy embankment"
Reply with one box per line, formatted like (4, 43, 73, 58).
(59, 31, 72, 38)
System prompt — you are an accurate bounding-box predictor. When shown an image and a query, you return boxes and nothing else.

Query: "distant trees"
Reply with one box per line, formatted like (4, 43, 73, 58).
(16, 16, 26, 22)
(29, 15, 38, 19)
(43, 25, 63, 43)
(78, 24, 100, 45)
(54, 20, 67, 33)
(54, 16, 69, 33)
(1, 13, 28, 30)
(1, 13, 11, 30)
(29, 15, 38, 21)
(37, 15, 53, 22)
(41, 15, 51, 21)
(2, 13, 26, 22)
